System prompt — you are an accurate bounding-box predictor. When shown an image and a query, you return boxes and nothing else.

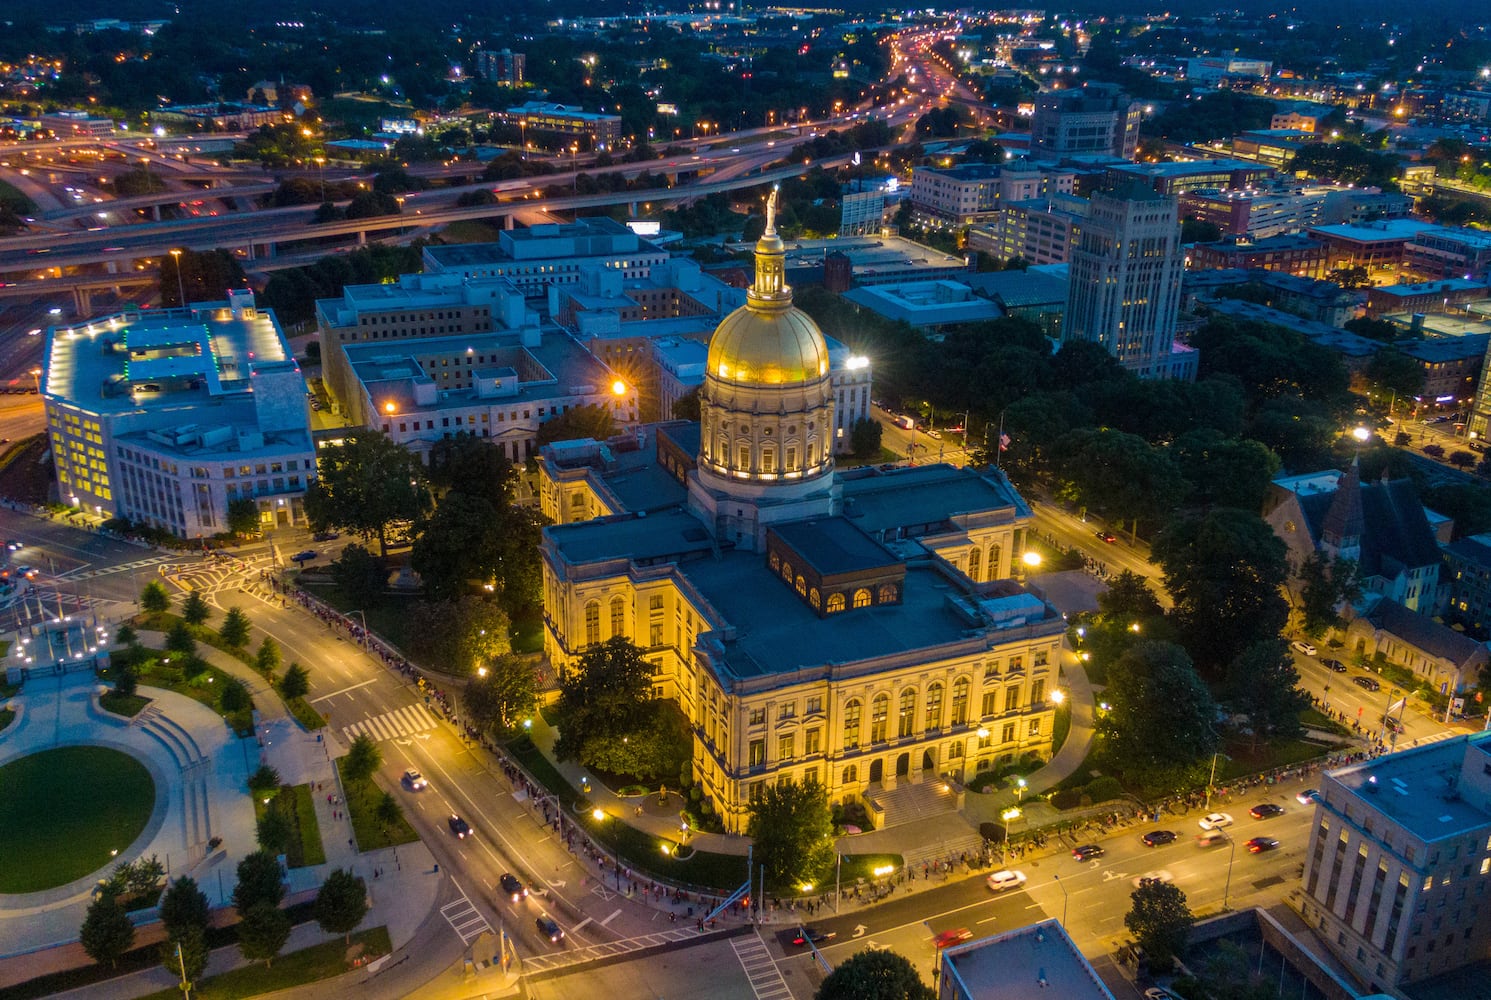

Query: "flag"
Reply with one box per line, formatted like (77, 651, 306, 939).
(999, 433, 1011, 451)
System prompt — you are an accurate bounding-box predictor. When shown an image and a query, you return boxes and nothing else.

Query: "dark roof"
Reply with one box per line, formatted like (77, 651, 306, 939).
(1365, 600, 1486, 668)
(1321, 460, 1364, 545)
(1445, 535, 1491, 569)
(1298, 475, 1441, 577)
(659, 421, 700, 457)
(769, 518, 903, 578)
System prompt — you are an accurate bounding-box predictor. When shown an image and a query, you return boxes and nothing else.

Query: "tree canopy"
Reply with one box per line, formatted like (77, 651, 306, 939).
(815, 949, 935, 1000)
(747, 777, 835, 889)
(303, 434, 431, 555)
(461, 653, 539, 736)
(314, 868, 369, 942)
(1103, 641, 1220, 792)
(1126, 878, 1194, 973)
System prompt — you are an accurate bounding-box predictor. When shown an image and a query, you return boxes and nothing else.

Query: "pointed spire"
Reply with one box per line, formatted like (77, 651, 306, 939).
(1322, 457, 1364, 548)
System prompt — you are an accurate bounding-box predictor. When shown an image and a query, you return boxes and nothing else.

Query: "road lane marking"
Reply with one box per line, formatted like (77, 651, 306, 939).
(572, 917, 593, 933)
(599, 908, 622, 927)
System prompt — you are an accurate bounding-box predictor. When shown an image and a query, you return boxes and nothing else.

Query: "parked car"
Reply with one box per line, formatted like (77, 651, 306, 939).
(499, 873, 528, 902)
(1198, 812, 1233, 830)
(536, 915, 565, 943)
(791, 927, 836, 946)
(1250, 803, 1285, 820)
(1072, 844, 1105, 861)
(1246, 837, 1281, 853)
(986, 870, 1027, 892)
(401, 768, 427, 790)
(1291, 639, 1317, 656)
(1141, 830, 1177, 847)
(1322, 658, 1347, 673)
(1353, 675, 1382, 692)
(448, 814, 472, 839)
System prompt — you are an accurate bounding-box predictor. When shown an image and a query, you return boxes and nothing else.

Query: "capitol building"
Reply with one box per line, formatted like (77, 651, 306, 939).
(539, 200, 1066, 833)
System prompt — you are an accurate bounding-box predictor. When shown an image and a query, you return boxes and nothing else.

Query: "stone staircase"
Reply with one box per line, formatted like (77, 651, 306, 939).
(135, 706, 214, 856)
(866, 778, 960, 830)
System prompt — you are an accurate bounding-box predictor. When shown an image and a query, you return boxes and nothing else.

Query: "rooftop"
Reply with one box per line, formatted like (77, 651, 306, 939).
(940, 920, 1115, 1000)
(1201, 299, 1381, 358)
(1307, 219, 1439, 244)
(423, 217, 659, 269)
(1371, 278, 1490, 297)
(1108, 157, 1271, 178)
(1395, 334, 1491, 364)
(839, 464, 1031, 536)
(770, 517, 903, 578)
(1327, 733, 1491, 842)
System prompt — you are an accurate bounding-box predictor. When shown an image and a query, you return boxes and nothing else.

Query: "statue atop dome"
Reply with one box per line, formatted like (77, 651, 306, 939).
(765, 186, 778, 236)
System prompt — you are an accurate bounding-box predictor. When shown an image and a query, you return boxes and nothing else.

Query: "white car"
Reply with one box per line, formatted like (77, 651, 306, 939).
(1291, 639, 1317, 656)
(986, 869, 1027, 892)
(1198, 812, 1233, 830)
(1296, 789, 1319, 805)
(401, 768, 428, 790)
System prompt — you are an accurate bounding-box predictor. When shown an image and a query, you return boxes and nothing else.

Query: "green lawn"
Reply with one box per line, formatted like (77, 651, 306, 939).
(336, 765, 419, 850)
(0, 707, 13, 733)
(1050, 702, 1071, 757)
(107, 647, 254, 736)
(287, 696, 327, 731)
(440, 219, 504, 243)
(99, 690, 151, 717)
(0, 177, 37, 213)
(1219, 736, 1341, 780)
(0, 747, 156, 893)
(1300, 708, 1353, 737)
(255, 785, 326, 868)
(136, 926, 392, 1000)
(300, 583, 415, 657)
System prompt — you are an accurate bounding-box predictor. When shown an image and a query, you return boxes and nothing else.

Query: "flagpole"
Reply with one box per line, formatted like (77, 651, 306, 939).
(994, 411, 1005, 470)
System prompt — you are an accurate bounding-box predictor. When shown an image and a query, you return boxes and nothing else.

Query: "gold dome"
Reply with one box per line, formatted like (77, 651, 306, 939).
(705, 187, 830, 386)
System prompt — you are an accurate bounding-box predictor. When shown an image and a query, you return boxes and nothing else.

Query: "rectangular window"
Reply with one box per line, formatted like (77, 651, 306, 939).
(804, 728, 821, 755)
(778, 735, 794, 761)
(806, 696, 823, 715)
(749, 740, 765, 767)
(749, 708, 766, 726)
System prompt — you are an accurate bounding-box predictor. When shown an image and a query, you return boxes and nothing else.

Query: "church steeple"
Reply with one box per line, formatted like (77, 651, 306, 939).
(1322, 458, 1364, 561)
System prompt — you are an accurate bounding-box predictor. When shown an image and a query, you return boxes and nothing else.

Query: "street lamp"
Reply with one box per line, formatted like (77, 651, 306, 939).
(1220, 829, 1237, 910)
(1052, 873, 1068, 926)
(168, 249, 186, 309)
(314, 156, 326, 202)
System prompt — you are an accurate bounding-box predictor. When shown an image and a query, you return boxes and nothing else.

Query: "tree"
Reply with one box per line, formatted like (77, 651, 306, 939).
(303, 434, 432, 555)
(1151, 508, 1289, 673)
(461, 653, 538, 736)
(165, 620, 197, 658)
(672, 388, 701, 421)
(1181, 218, 1223, 243)
(426, 434, 516, 499)
(219, 606, 252, 648)
(161, 925, 207, 988)
(815, 949, 935, 1000)
(280, 662, 311, 701)
(747, 777, 835, 888)
(1170, 430, 1281, 512)
(534, 403, 617, 446)
(313, 868, 369, 943)
(238, 902, 291, 967)
(113, 663, 138, 698)
(1450, 450, 1477, 470)
(406, 597, 512, 674)
(343, 733, 382, 784)
(1125, 878, 1194, 973)
(374, 791, 403, 832)
(330, 544, 386, 609)
(159, 248, 249, 309)
(1223, 640, 1311, 748)
(256, 809, 292, 855)
(554, 636, 655, 762)
(1298, 552, 1360, 635)
(850, 418, 883, 459)
(141, 580, 171, 614)
(1365, 348, 1426, 400)
(181, 590, 211, 627)
(219, 676, 251, 714)
(80, 892, 135, 968)
(159, 877, 210, 941)
(232, 850, 286, 918)
(579, 700, 693, 780)
(1051, 428, 1189, 538)
(1103, 641, 1219, 792)
(115, 624, 138, 646)
(256, 636, 281, 677)
(226, 497, 261, 537)
(248, 764, 282, 797)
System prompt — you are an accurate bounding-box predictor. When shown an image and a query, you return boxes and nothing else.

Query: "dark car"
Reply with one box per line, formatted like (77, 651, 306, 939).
(4, 539, 20, 551)
(1072, 844, 1105, 861)
(448, 814, 472, 839)
(536, 915, 565, 943)
(291, 550, 318, 562)
(1246, 837, 1281, 853)
(791, 926, 836, 946)
(1141, 830, 1177, 847)
(1353, 675, 1382, 692)
(500, 873, 528, 902)
(1249, 803, 1285, 820)
(1322, 658, 1347, 673)
(312, 530, 340, 542)
(1095, 530, 1118, 543)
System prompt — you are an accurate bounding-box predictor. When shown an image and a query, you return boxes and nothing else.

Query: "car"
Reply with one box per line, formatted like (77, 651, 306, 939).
(447, 815, 472, 839)
(1322, 658, 1347, 673)
(1296, 789, 1319, 805)
(1249, 803, 1285, 819)
(986, 869, 1027, 892)
(1072, 844, 1105, 861)
(25, 328, 39, 337)
(291, 550, 317, 562)
(499, 873, 528, 902)
(536, 915, 565, 943)
(4, 539, 20, 551)
(1141, 830, 1177, 847)
(1145, 989, 1181, 1000)
(1291, 639, 1317, 656)
(932, 928, 974, 949)
(1198, 812, 1233, 830)
(1095, 530, 1118, 543)
(1246, 837, 1281, 854)
(14, 566, 36, 579)
(401, 768, 427, 790)
(1133, 870, 1174, 888)
(1384, 716, 1404, 734)
(1196, 829, 1226, 847)
(1353, 675, 1382, 692)
(312, 530, 341, 542)
(791, 926, 836, 946)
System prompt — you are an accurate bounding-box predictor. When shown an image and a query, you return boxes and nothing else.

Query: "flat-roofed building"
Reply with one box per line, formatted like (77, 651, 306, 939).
(1299, 733, 1491, 992)
(1231, 129, 1321, 167)
(1307, 220, 1441, 283)
(497, 101, 622, 151)
(938, 920, 1115, 1000)
(967, 193, 1089, 265)
(908, 162, 1074, 228)
(41, 291, 315, 538)
(1403, 227, 1491, 283)
(1366, 278, 1491, 318)
(1177, 185, 1330, 240)
(1106, 158, 1276, 196)
(1188, 234, 1328, 278)
(422, 217, 668, 288)
(1029, 83, 1141, 159)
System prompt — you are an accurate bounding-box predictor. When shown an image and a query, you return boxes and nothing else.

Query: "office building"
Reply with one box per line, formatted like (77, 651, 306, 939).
(1403, 227, 1491, 283)
(1029, 84, 1142, 160)
(1444, 533, 1491, 635)
(1187, 234, 1328, 278)
(496, 101, 623, 152)
(1105, 159, 1277, 197)
(1299, 733, 1491, 992)
(475, 48, 524, 86)
(41, 291, 315, 538)
(1270, 102, 1335, 132)
(539, 212, 1065, 833)
(938, 920, 1115, 1000)
(422, 217, 669, 289)
(1186, 56, 1272, 82)
(1366, 278, 1491, 318)
(907, 162, 1074, 228)
(966, 193, 1089, 266)
(1177, 186, 1330, 240)
(1064, 186, 1190, 380)
(1231, 129, 1320, 168)
(1467, 336, 1491, 443)
(1308, 220, 1441, 283)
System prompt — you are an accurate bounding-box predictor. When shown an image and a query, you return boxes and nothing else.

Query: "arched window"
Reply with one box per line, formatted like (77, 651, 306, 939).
(852, 588, 872, 609)
(897, 687, 916, 738)
(584, 600, 601, 646)
(951, 678, 970, 726)
(924, 682, 944, 731)
(967, 547, 981, 582)
(826, 592, 846, 613)
(877, 583, 898, 603)
(609, 595, 626, 638)
(843, 700, 861, 750)
(870, 694, 889, 743)
(795, 574, 807, 596)
(843, 764, 858, 785)
(768, 551, 780, 571)
(781, 560, 794, 583)
(809, 587, 821, 610)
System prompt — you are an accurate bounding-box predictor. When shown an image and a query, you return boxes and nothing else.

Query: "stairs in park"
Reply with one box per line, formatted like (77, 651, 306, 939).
(135, 707, 214, 854)
(866, 778, 960, 830)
